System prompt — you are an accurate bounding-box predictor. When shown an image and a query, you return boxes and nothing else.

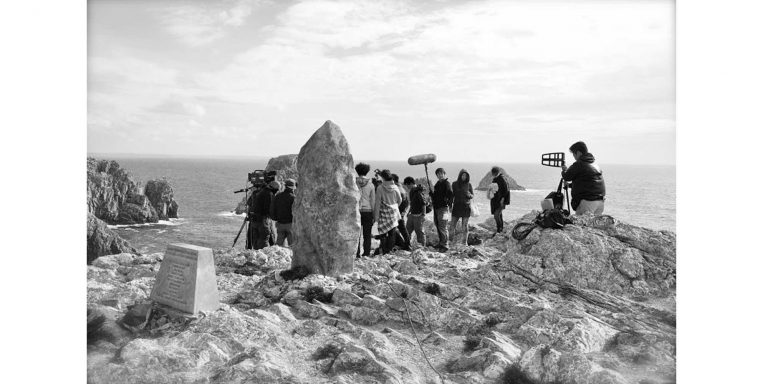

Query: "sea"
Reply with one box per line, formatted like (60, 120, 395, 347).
(101, 157, 676, 254)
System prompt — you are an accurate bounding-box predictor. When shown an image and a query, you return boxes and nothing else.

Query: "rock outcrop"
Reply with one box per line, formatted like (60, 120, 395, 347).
(234, 154, 299, 215)
(504, 213, 676, 297)
(87, 214, 675, 384)
(476, 167, 526, 191)
(291, 121, 360, 276)
(87, 212, 137, 264)
(144, 179, 179, 220)
(87, 157, 180, 224)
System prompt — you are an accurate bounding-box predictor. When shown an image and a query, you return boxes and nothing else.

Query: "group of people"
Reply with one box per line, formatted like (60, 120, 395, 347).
(355, 163, 513, 255)
(245, 140, 606, 256)
(355, 140, 606, 256)
(245, 178, 297, 250)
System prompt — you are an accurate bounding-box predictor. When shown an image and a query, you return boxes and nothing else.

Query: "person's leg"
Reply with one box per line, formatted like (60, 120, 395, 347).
(275, 223, 286, 246)
(461, 216, 469, 245)
(397, 219, 410, 250)
(437, 208, 450, 249)
(285, 223, 294, 246)
(361, 211, 374, 256)
(255, 219, 271, 249)
(433, 209, 442, 246)
(414, 215, 426, 246)
(246, 221, 254, 249)
(406, 215, 415, 244)
(449, 215, 459, 244)
(594, 200, 604, 215)
(493, 208, 503, 232)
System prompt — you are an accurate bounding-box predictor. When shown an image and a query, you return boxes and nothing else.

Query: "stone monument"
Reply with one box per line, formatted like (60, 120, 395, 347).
(291, 120, 361, 276)
(150, 243, 220, 314)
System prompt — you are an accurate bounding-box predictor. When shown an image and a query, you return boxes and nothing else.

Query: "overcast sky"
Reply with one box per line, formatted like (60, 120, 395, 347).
(88, 0, 674, 164)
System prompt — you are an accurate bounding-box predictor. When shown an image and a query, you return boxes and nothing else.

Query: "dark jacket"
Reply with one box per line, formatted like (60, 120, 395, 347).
(408, 186, 427, 215)
(270, 189, 295, 224)
(431, 178, 453, 209)
(397, 184, 409, 215)
(562, 153, 606, 210)
(490, 174, 510, 212)
(451, 169, 474, 218)
(249, 187, 275, 220)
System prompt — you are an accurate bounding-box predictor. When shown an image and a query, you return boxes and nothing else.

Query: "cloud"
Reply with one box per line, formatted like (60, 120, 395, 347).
(156, 0, 262, 46)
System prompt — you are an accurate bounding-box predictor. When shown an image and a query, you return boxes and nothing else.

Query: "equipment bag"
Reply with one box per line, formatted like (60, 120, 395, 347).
(535, 209, 573, 229)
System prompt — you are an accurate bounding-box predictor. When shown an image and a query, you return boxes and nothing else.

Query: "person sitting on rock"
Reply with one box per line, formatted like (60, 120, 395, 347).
(355, 162, 377, 257)
(392, 173, 411, 251)
(372, 169, 402, 255)
(430, 167, 453, 252)
(561, 141, 606, 215)
(270, 178, 296, 247)
(489, 166, 510, 233)
(403, 177, 427, 247)
(248, 180, 281, 250)
(450, 169, 474, 246)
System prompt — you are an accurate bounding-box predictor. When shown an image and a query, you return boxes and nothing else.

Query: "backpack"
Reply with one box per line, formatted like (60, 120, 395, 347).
(534, 209, 573, 229)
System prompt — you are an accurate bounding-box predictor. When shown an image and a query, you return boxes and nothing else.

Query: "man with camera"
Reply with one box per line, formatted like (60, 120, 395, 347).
(247, 180, 281, 250)
(561, 141, 606, 215)
(270, 178, 296, 247)
(403, 177, 427, 247)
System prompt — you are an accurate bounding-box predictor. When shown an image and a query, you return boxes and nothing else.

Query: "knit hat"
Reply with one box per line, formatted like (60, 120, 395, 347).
(268, 181, 281, 190)
(284, 179, 296, 188)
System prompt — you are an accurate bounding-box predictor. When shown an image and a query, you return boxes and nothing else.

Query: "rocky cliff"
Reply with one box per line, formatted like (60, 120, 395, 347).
(87, 157, 180, 224)
(476, 168, 526, 191)
(87, 213, 675, 384)
(87, 212, 137, 264)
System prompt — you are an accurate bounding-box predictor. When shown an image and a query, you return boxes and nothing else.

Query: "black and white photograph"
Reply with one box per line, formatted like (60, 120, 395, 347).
(82, 1, 679, 383)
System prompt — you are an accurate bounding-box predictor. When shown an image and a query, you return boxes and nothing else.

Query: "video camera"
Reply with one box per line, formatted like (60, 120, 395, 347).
(234, 169, 277, 193)
(540, 152, 570, 213)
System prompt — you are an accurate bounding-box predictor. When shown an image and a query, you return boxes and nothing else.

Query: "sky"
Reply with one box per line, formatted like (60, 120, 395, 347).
(88, 0, 675, 165)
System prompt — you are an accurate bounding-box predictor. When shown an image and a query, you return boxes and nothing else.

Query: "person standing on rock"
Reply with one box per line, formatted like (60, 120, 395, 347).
(372, 169, 403, 255)
(247, 180, 281, 250)
(403, 177, 427, 247)
(392, 173, 411, 251)
(561, 141, 606, 215)
(355, 162, 377, 257)
(449, 169, 474, 246)
(431, 168, 453, 252)
(270, 178, 296, 247)
(489, 166, 510, 233)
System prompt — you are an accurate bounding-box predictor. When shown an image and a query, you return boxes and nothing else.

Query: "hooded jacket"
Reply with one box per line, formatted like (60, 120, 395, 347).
(490, 174, 510, 211)
(562, 153, 606, 209)
(356, 176, 376, 212)
(270, 188, 295, 224)
(373, 180, 403, 225)
(451, 169, 474, 218)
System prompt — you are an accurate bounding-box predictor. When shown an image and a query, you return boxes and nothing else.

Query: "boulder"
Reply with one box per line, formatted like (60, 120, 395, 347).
(144, 179, 179, 219)
(291, 121, 360, 277)
(476, 167, 525, 191)
(87, 212, 137, 264)
(505, 216, 676, 296)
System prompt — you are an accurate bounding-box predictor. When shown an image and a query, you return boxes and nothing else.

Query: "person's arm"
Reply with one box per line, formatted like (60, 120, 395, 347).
(420, 194, 427, 216)
(562, 162, 582, 181)
(446, 181, 454, 209)
(469, 183, 474, 199)
(372, 186, 381, 222)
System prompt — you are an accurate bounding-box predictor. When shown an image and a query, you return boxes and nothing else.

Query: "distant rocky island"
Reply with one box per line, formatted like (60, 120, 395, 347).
(476, 167, 526, 191)
(87, 157, 180, 263)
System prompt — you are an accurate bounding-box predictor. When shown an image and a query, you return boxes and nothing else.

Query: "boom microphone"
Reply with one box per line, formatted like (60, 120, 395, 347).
(407, 154, 437, 166)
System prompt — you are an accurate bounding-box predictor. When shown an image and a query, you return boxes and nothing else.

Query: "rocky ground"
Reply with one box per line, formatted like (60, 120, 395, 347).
(87, 213, 675, 384)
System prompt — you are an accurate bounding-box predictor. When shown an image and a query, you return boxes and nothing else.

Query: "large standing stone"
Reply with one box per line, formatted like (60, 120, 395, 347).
(291, 121, 360, 276)
(150, 243, 220, 313)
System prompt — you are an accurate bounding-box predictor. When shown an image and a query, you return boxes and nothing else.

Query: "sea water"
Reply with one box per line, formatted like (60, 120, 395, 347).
(103, 157, 675, 254)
